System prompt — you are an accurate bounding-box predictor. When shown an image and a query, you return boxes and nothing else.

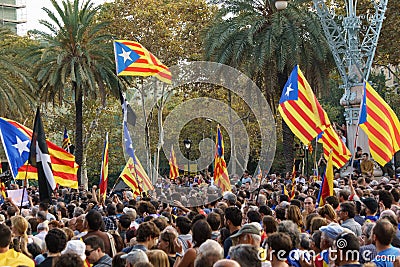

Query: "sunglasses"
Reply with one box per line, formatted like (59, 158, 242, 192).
(85, 249, 96, 256)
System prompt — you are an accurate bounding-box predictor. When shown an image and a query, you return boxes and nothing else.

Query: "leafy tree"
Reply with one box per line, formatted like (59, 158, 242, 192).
(0, 27, 36, 119)
(24, 0, 123, 188)
(203, 0, 333, 172)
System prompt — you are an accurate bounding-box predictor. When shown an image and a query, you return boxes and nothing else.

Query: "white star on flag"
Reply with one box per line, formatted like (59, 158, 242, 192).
(118, 48, 132, 63)
(12, 136, 30, 156)
(285, 83, 294, 96)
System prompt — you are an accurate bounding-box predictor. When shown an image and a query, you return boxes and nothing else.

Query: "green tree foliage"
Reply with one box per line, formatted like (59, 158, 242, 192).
(0, 27, 36, 119)
(24, 0, 123, 187)
(203, 0, 333, 172)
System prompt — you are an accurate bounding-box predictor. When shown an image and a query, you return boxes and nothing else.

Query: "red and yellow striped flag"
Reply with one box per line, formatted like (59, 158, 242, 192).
(359, 81, 400, 166)
(2, 118, 79, 189)
(169, 145, 179, 180)
(119, 158, 140, 198)
(131, 152, 154, 192)
(99, 133, 109, 203)
(317, 151, 334, 207)
(0, 182, 6, 199)
(291, 164, 296, 200)
(213, 125, 231, 192)
(278, 65, 330, 145)
(114, 40, 171, 84)
(318, 126, 351, 168)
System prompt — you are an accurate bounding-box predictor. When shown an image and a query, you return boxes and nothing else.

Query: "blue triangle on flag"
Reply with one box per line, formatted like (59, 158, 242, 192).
(114, 42, 141, 74)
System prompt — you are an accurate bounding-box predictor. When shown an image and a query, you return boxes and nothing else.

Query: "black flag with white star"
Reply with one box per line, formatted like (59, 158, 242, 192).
(29, 107, 56, 203)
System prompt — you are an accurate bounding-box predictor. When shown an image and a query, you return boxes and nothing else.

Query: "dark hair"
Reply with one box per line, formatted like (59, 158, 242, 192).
(275, 207, 286, 221)
(225, 207, 242, 227)
(160, 230, 177, 254)
(305, 196, 316, 204)
(53, 252, 84, 267)
(340, 202, 356, 218)
(335, 232, 360, 257)
(0, 224, 12, 248)
(126, 229, 136, 243)
(112, 252, 126, 267)
(339, 190, 350, 201)
(106, 204, 117, 216)
(84, 236, 105, 252)
(305, 213, 319, 232)
(39, 202, 49, 211)
(85, 210, 103, 231)
(207, 212, 221, 231)
(259, 205, 272, 216)
(176, 216, 191, 235)
(136, 221, 160, 243)
(379, 190, 394, 209)
(311, 230, 322, 251)
(118, 215, 131, 229)
(247, 210, 261, 223)
(325, 196, 339, 209)
(267, 233, 292, 258)
(191, 214, 206, 226)
(373, 219, 396, 246)
(280, 194, 289, 202)
(28, 217, 39, 233)
(116, 203, 124, 213)
(27, 242, 42, 258)
(45, 228, 67, 253)
(262, 215, 277, 234)
(192, 220, 211, 247)
(290, 199, 301, 209)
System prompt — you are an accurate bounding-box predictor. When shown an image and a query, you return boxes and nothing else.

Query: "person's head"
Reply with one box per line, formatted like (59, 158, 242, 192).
(334, 232, 360, 266)
(207, 212, 221, 231)
(378, 190, 394, 209)
(85, 210, 103, 231)
(223, 192, 237, 206)
(325, 196, 339, 209)
(228, 244, 261, 267)
(213, 259, 241, 267)
(310, 217, 327, 234)
(338, 202, 356, 221)
(319, 223, 344, 250)
(39, 202, 50, 212)
(373, 219, 396, 247)
(231, 223, 261, 247)
(304, 196, 316, 213)
(194, 239, 223, 267)
(62, 240, 86, 261)
(286, 205, 303, 228)
(277, 220, 300, 249)
(361, 222, 375, 245)
(146, 249, 169, 267)
(45, 228, 68, 254)
(53, 253, 84, 267)
(118, 215, 131, 231)
(338, 190, 350, 202)
(192, 219, 212, 247)
(136, 221, 160, 249)
(84, 236, 106, 264)
(262, 215, 277, 235)
(246, 210, 261, 224)
(266, 232, 292, 261)
(121, 249, 149, 267)
(11, 215, 28, 237)
(112, 252, 126, 267)
(0, 223, 12, 249)
(175, 216, 191, 235)
(318, 204, 337, 222)
(362, 153, 369, 160)
(225, 207, 242, 228)
(310, 230, 322, 253)
(158, 228, 177, 254)
(361, 197, 378, 215)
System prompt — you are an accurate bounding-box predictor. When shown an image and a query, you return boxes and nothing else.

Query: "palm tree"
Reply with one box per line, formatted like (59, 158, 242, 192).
(0, 27, 35, 118)
(25, 0, 122, 187)
(204, 0, 333, 172)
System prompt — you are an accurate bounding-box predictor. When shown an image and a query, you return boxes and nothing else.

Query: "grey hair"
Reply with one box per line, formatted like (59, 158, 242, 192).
(195, 239, 224, 267)
(362, 222, 376, 240)
(228, 244, 261, 267)
(125, 249, 149, 264)
(73, 207, 84, 218)
(278, 220, 300, 249)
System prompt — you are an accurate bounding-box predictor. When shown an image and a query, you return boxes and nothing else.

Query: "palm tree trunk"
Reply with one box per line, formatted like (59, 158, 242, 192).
(75, 84, 84, 187)
(278, 72, 294, 173)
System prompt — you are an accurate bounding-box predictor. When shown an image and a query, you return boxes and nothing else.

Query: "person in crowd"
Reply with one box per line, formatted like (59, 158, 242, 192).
(38, 228, 68, 267)
(83, 210, 113, 256)
(84, 236, 113, 267)
(266, 232, 292, 267)
(213, 259, 241, 267)
(333, 232, 362, 267)
(362, 197, 379, 222)
(207, 212, 221, 241)
(359, 222, 377, 264)
(0, 223, 35, 267)
(11, 215, 31, 258)
(287, 205, 304, 230)
(223, 207, 242, 258)
(339, 202, 362, 236)
(372, 219, 400, 267)
(228, 244, 261, 267)
(147, 249, 169, 267)
(230, 223, 261, 247)
(123, 221, 160, 253)
(121, 248, 149, 267)
(194, 239, 223, 267)
(53, 253, 84, 267)
(158, 227, 178, 266)
(176, 216, 192, 253)
(361, 153, 374, 177)
(104, 203, 118, 231)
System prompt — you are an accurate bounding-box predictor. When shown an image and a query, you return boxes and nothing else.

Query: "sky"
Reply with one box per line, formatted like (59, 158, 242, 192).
(21, 0, 107, 35)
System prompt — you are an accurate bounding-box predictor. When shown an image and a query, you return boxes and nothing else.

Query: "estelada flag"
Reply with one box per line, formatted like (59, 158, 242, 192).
(119, 157, 140, 198)
(278, 65, 329, 145)
(317, 126, 351, 168)
(114, 40, 171, 84)
(169, 145, 179, 180)
(317, 151, 334, 207)
(214, 125, 231, 192)
(359, 81, 400, 166)
(99, 132, 109, 203)
(0, 117, 78, 189)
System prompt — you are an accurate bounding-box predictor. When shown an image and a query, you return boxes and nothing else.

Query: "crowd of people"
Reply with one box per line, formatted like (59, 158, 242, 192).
(1, 166, 400, 267)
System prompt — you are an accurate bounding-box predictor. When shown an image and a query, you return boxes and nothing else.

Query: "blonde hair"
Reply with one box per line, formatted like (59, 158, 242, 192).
(146, 249, 169, 267)
(11, 215, 31, 258)
(287, 205, 304, 228)
(318, 204, 337, 222)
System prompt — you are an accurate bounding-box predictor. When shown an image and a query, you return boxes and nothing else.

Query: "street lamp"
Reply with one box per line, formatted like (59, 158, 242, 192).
(275, 0, 288, 10)
(183, 139, 192, 174)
